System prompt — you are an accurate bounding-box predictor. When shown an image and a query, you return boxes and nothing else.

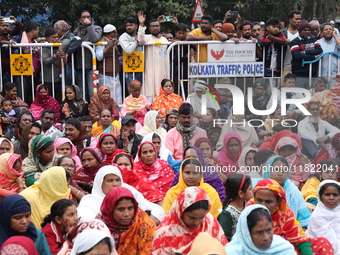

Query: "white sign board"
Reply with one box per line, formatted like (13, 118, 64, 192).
(189, 62, 264, 77)
(208, 43, 256, 62)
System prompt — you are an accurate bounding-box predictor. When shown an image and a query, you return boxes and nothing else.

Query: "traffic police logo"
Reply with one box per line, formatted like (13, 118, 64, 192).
(10, 54, 33, 76)
(123, 52, 144, 72)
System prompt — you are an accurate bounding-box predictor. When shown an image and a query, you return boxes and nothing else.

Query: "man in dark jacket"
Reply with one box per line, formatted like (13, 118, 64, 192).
(117, 115, 143, 158)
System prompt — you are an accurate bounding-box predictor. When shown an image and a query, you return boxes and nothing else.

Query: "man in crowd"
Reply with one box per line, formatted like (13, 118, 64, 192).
(0, 15, 22, 83)
(186, 15, 228, 62)
(95, 24, 122, 104)
(166, 103, 207, 160)
(281, 10, 301, 77)
(39, 110, 63, 140)
(117, 115, 143, 158)
(310, 20, 322, 39)
(79, 115, 94, 138)
(317, 22, 340, 87)
(138, 12, 168, 99)
(298, 101, 340, 159)
(290, 20, 323, 89)
(239, 21, 256, 42)
(73, 10, 102, 101)
(251, 22, 262, 39)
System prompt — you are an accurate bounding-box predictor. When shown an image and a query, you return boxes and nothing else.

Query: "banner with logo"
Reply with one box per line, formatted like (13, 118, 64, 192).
(208, 43, 256, 62)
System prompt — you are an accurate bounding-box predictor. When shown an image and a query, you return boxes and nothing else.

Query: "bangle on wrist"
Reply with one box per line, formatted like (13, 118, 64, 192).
(76, 191, 80, 196)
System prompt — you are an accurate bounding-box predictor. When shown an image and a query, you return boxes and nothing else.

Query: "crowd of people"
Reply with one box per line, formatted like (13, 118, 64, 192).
(0, 7, 340, 255)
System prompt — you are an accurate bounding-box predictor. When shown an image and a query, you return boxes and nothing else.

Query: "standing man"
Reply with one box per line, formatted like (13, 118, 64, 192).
(290, 20, 323, 89)
(281, 10, 301, 77)
(138, 12, 168, 99)
(73, 10, 102, 102)
(95, 24, 122, 105)
(317, 22, 340, 87)
(310, 20, 322, 40)
(119, 16, 144, 89)
(186, 15, 228, 63)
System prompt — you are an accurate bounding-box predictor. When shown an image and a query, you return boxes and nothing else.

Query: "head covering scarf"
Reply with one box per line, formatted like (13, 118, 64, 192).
(70, 229, 117, 255)
(19, 124, 34, 157)
(12, 111, 33, 141)
(152, 82, 183, 118)
(137, 110, 167, 142)
(222, 23, 235, 33)
(248, 179, 310, 246)
(153, 187, 228, 254)
(62, 84, 87, 118)
(0, 194, 37, 246)
(0, 153, 22, 197)
(54, 20, 71, 32)
(72, 148, 106, 189)
(189, 232, 227, 255)
(188, 81, 219, 115)
(89, 86, 119, 122)
(0, 236, 39, 255)
(306, 180, 340, 254)
(162, 158, 222, 218)
(237, 146, 258, 168)
(135, 132, 171, 161)
(163, 109, 179, 132)
(99, 187, 156, 254)
(217, 132, 243, 174)
(258, 130, 302, 151)
(0, 139, 14, 153)
(53, 138, 82, 170)
(133, 142, 174, 201)
(315, 133, 340, 164)
(96, 133, 123, 164)
(30, 84, 61, 122)
(226, 204, 295, 255)
(20, 167, 71, 229)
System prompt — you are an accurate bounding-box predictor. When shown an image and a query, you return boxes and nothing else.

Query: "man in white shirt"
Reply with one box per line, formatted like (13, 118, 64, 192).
(39, 109, 63, 141)
(298, 101, 340, 158)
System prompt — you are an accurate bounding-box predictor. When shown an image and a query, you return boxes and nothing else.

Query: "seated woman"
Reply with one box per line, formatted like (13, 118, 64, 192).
(252, 156, 311, 228)
(258, 129, 302, 151)
(274, 136, 310, 187)
(98, 187, 156, 254)
(30, 84, 61, 123)
(121, 80, 151, 126)
(249, 179, 334, 255)
(306, 180, 340, 254)
(0, 82, 28, 111)
(133, 142, 174, 203)
(0, 194, 51, 254)
(13, 122, 41, 159)
(0, 236, 39, 255)
(20, 167, 71, 229)
(226, 204, 296, 255)
(314, 133, 340, 166)
(5, 110, 33, 142)
(22, 134, 59, 187)
(97, 133, 124, 164)
(153, 187, 228, 254)
(309, 77, 328, 96)
(301, 158, 339, 206)
(151, 79, 183, 119)
(137, 110, 167, 141)
(217, 132, 243, 177)
(163, 158, 222, 218)
(54, 137, 82, 171)
(216, 113, 258, 150)
(237, 146, 259, 178)
(89, 86, 120, 123)
(198, 107, 221, 151)
(77, 165, 164, 224)
(41, 199, 79, 254)
(70, 229, 117, 255)
(73, 147, 107, 193)
(171, 146, 226, 201)
(0, 138, 14, 155)
(0, 153, 25, 199)
(162, 109, 179, 132)
(56, 156, 86, 203)
(92, 109, 120, 138)
(61, 84, 89, 120)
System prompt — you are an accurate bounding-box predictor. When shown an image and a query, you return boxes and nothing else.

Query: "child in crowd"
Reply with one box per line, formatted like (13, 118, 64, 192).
(0, 99, 20, 136)
(121, 80, 150, 126)
(218, 173, 252, 241)
(301, 158, 339, 206)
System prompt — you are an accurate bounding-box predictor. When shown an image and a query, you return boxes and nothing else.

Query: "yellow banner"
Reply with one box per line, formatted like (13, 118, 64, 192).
(123, 51, 144, 72)
(10, 54, 33, 76)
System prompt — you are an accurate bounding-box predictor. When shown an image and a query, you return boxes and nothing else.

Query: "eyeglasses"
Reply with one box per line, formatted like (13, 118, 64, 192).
(61, 164, 75, 169)
(81, 16, 91, 19)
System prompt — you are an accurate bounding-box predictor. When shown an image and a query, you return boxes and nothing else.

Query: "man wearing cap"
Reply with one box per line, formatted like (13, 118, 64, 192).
(290, 20, 323, 89)
(95, 24, 122, 104)
(117, 115, 143, 158)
